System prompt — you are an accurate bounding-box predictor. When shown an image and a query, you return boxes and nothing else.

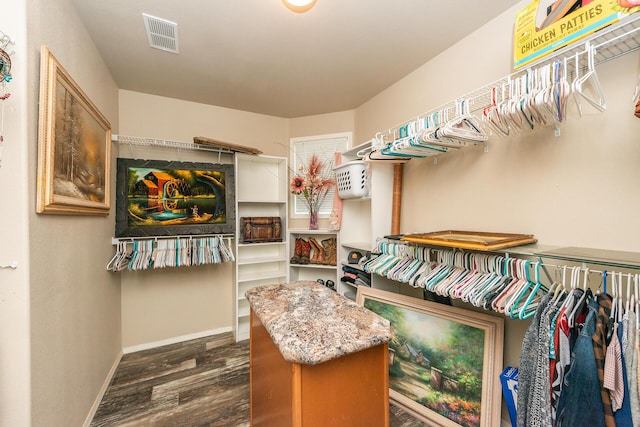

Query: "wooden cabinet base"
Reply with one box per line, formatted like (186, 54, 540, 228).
(250, 310, 389, 426)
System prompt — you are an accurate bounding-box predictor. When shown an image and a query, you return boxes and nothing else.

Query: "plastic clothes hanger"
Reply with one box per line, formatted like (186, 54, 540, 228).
(517, 71, 537, 130)
(384, 124, 431, 158)
(507, 77, 526, 132)
(633, 273, 640, 329)
(492, 259, 522, 313)
(570, 51, 584, 117)
(559, 266, 581, 319)
(617, 272, 624, 322)
(519, 262, 550, 319)
(364, 149, 412, 163)
(568, 267, 591, 328)
(610, 271, 618, 323)
(483, 87, 510, 137)
(107, 240, 129, 272)
(503, 260, 532, 317)
(574, 44, 606, 112)
(465, 255, 502, 306)
(626, 273, 632, 318)
(476, 257, 509, 303)
(531, 64, 553, 127)
(467, 265, 503, 306)
(552, 59, 569, 123)
(548, 266, 566, 307)
(363, 129, 412, 163)
(505, 260, 535, 318)
(392, 118, 448, 156)
(439, 99, 489, 143)
(421, 110, 470, 149)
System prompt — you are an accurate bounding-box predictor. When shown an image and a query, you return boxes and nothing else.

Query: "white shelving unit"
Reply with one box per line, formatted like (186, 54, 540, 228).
(288, 229, 339, 291)
(234, 154, 289, 342)
(338, 141, 398, 297)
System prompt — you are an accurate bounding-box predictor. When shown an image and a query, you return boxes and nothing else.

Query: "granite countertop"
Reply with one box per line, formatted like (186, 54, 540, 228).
(245, 281, 391, 365)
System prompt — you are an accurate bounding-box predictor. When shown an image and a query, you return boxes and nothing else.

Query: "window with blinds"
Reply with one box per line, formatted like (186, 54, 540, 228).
(290, 132, 351, 217)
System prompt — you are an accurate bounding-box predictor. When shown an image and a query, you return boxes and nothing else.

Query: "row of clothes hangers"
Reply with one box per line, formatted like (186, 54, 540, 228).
(106, 235, 235, 272)
(359, 41, 616, 163)
(362, 99, 489, 162)
(363, 239, 640, 322)
(362, 242, 548, 319)
(482, 43, 606, 138)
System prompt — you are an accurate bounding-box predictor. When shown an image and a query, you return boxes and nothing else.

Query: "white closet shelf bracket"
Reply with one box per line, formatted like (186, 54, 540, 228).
(0, 261, 18, 269)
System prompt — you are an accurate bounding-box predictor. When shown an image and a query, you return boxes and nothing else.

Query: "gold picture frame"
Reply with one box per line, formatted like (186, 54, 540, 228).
(356, 286, 504, 427)
(402, 230, 537, 251)
(36, 45, 111, 215)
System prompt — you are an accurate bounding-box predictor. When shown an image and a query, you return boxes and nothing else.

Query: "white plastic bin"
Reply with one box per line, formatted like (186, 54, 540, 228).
(334, 161, 369, 199)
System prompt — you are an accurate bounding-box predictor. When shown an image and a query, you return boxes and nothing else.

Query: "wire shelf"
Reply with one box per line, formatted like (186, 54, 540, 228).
(112, 134, 235, 155)
(379, 12, 640, 139)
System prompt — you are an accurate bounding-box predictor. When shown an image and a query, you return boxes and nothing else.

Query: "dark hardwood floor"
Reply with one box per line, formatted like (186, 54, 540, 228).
(91, 332, 428, 426)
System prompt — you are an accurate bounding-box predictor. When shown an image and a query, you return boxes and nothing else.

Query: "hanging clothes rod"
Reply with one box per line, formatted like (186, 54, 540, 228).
(375, 238, 640, 274)
(112, 234, 235, 245)
(378, 236, 640, 270)
(108, 234, 235, 272)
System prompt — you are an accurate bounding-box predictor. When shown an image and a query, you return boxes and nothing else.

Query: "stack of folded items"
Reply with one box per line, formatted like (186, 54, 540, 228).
(340, 265, 371, 287)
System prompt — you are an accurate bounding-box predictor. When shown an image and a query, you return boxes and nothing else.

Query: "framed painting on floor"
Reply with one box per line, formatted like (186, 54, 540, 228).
(356, 286, 504, 427)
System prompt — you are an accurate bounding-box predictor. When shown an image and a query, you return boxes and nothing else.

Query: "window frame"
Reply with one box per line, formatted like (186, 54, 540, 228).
(289, 132, 352, 218)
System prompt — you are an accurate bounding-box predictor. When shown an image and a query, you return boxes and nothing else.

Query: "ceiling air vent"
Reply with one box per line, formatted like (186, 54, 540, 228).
(142, 13, 179, 54)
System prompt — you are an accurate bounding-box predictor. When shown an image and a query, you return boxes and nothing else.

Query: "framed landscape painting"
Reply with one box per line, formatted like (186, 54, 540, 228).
(36, 46, 111, 215)
(115, 158, 236, 237)
(356, 287, 504, 427)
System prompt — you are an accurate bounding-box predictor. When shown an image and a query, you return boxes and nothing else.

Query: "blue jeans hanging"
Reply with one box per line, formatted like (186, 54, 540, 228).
(556, 298, 605, 427)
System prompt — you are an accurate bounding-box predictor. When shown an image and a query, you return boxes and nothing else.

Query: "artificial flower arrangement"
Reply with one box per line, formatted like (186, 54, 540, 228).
(290, 154, 335, 229)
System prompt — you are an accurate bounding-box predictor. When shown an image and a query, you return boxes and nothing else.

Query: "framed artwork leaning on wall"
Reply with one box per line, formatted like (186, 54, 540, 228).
(356, 286, 504, 427)
(36, 45, 111, 215)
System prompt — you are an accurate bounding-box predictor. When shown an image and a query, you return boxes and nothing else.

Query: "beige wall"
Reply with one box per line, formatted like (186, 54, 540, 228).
(26, 0, 122, 425)
(354, 0, 640, 421)
(0, 1, 31, 425)
(117, 90, 290, 347)
(119, 90, 291, 158)
(289, 110, 356, 139)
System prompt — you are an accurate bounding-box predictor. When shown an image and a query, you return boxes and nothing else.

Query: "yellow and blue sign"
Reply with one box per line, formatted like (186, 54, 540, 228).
(514, 0, 636, 69)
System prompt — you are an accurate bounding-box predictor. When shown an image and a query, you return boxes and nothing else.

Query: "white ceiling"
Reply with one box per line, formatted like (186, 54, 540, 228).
(71, 0, 517, 118)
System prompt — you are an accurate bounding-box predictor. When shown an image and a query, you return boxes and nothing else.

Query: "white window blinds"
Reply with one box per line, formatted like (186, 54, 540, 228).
(291, 133, 351, 216)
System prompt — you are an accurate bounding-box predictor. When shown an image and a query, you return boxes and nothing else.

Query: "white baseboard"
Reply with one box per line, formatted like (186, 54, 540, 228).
(83, 350, 123, 427)
(123, 326, 233, 354)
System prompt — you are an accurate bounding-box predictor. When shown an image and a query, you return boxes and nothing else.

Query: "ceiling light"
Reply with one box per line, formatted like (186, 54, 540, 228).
(282, 0, 317, 13)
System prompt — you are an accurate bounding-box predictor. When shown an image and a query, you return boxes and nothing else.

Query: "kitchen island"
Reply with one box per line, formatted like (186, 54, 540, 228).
(246, 281, 391, 427)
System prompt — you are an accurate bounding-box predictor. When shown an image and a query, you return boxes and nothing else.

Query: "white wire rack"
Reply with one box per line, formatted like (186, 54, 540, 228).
(379, 12, 640, 140)
(112, 134, 235, 156)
